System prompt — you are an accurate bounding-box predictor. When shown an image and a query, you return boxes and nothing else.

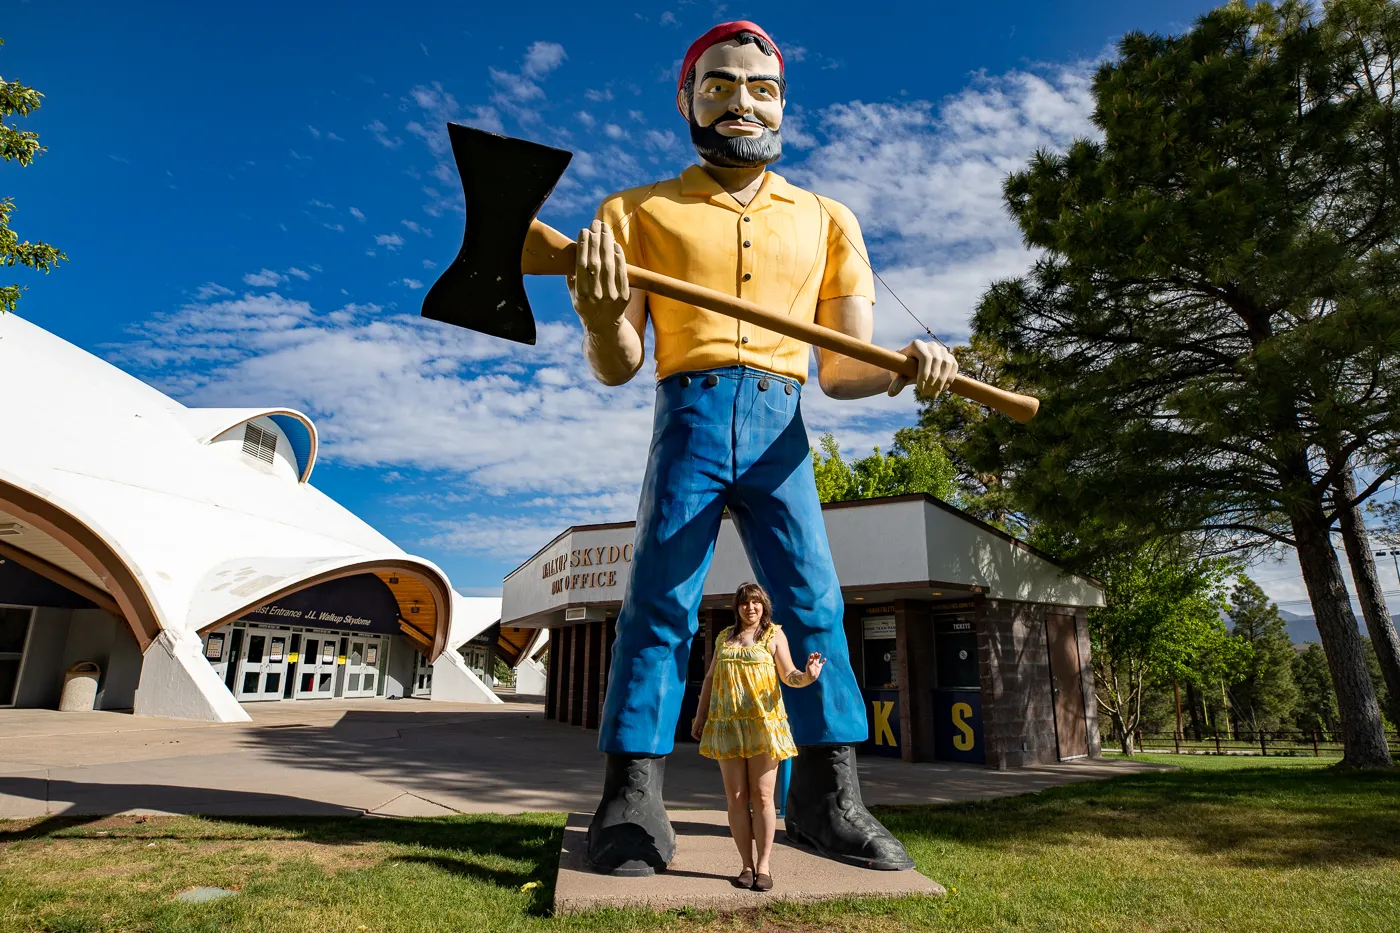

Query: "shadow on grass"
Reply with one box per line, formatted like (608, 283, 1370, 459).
(874, 764, 1400, 871)
(0, 783, 565, 918)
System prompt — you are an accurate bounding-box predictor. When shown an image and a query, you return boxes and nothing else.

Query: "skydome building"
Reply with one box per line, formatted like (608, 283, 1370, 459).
(0, 313, 497, 720)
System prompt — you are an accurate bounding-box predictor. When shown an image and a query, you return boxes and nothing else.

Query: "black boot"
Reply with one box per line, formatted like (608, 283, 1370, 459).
(585, 754, 676, 876)
(784, 744, 914, 871)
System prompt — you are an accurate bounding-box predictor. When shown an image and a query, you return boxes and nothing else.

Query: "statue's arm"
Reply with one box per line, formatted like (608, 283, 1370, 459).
(813, 296, 890, 399)
(570, 219, 648, 386)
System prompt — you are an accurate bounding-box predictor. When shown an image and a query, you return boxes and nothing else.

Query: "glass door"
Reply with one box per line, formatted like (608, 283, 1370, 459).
(0, 607, 35, 707)
(294, 633, 338, 699)
(234, 627, 290, 701)
(342, 637, 383, 698)
(412, 649, 433, 697)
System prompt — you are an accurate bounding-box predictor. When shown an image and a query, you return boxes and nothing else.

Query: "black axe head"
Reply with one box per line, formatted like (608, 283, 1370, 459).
(420, 124, 573, 345)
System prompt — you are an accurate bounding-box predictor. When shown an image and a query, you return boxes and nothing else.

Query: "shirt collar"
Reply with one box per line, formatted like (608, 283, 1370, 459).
(679, 164, 797, 214)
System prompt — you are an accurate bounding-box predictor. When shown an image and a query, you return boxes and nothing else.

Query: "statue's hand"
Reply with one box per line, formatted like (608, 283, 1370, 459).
(889, 339, 958, 398)
(569, 219, 630, 333)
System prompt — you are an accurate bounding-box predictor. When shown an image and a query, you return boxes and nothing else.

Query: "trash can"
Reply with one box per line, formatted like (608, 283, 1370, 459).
(59, 662, 101, 712)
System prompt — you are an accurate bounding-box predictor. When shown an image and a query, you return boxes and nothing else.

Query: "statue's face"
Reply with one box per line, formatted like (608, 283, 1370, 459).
(680, 39, 785, 169)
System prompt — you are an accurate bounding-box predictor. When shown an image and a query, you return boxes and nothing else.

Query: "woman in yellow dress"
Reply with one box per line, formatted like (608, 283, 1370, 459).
(692, 582, 825, 892)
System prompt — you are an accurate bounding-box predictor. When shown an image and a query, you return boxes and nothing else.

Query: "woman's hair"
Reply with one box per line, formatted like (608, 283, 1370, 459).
(729, 581, 773, 641)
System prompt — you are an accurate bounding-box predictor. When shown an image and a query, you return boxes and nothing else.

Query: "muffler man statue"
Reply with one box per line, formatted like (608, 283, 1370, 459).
(573, 20, 959, 875)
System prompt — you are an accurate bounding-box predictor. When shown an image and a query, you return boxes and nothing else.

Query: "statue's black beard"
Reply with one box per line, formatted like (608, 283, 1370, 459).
(689, 114, 782, 168)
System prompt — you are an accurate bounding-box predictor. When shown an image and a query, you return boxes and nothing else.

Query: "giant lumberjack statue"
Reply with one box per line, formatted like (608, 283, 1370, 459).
(572, 21, 957, 875)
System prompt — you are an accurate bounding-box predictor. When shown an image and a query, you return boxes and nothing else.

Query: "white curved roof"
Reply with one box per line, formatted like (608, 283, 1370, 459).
(0, 313, 456, 654)
(177, 407, 319, 481)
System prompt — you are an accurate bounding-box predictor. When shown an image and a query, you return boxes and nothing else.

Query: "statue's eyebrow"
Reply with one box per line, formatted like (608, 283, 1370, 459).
(702, 70, 781, 86)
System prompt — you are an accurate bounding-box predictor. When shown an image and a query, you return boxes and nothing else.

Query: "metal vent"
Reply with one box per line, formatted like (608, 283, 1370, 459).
(242, 423, 278, 465)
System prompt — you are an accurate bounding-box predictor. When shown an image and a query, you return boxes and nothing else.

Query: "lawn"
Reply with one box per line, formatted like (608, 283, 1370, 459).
(1, 756, 1397, 933)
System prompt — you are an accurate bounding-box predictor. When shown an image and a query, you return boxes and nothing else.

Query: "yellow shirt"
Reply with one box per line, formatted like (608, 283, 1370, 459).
(596, 165, 876, 384)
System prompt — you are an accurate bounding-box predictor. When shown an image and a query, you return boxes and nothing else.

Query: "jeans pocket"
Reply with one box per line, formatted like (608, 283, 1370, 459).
(762, 382, 796, 416)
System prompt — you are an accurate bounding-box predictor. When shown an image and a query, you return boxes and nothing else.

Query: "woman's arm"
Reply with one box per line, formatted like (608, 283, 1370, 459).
(771, 628, 824, 689)
(691, 647, 719, 740)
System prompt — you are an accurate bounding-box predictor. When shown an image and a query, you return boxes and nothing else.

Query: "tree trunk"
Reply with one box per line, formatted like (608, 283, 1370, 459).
(1336, 468, 1400, 728)
(1291, 494, 1393, 767)
(1186, 681, 1204, 739)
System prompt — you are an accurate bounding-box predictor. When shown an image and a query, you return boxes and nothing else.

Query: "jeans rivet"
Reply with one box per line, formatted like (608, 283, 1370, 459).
(785, 383, 793, 396)
(678, 375, 691, 388)
(703, 374, 719, 388)
(758, 378, 770, 391)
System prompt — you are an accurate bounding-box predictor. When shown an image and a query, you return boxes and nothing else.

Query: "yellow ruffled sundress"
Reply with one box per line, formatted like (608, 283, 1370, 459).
(699, 624, 798, 761)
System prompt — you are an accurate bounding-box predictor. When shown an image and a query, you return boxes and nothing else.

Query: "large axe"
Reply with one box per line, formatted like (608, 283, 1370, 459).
(422, 124, 1039, 423)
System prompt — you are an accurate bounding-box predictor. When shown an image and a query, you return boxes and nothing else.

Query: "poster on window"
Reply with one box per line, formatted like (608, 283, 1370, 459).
(366, 644, 379, 665)
(269, 637, 285, 662)
(204, 634, 224, 661)
(863, 617, 896, 640)
(322, 642, 336, 664)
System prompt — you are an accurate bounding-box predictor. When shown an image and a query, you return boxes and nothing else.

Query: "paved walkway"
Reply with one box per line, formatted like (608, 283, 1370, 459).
(0, 701, 1166, 819)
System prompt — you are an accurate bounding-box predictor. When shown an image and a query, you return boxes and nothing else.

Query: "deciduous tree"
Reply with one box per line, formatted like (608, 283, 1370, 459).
(1, 38, 66, 314)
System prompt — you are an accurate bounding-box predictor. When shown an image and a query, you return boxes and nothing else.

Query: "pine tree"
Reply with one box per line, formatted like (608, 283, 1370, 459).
(970, 0, 1400, 766)
(1293, 643, 1341, 736)
(1226, 576, 1300, 736)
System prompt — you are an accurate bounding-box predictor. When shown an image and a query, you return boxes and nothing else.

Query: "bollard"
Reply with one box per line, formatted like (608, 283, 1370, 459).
(775, 757, 792, 819)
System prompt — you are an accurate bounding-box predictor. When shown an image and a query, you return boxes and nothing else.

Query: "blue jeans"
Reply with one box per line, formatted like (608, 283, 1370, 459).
(598, 366, 868, 756)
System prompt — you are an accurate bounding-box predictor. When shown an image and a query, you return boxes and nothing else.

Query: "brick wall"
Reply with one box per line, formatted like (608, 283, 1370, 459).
(979, 601, 1066, 768)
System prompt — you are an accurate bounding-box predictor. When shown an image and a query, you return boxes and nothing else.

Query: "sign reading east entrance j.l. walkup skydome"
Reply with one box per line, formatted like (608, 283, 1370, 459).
(240, 574, 403, 637)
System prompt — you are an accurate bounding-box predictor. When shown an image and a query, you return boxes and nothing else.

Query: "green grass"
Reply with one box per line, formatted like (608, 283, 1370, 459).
(2, 756, 1397, 932)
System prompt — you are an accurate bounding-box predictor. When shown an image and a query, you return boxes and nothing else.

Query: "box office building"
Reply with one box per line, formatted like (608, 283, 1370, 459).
(0, 313, 499, 720)
(501, 495, 1106, 769)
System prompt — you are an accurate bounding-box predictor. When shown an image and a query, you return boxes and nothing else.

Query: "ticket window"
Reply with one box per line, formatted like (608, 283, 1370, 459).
(860, 615, 902, 758)
(862, 616, 897, 689)
(933, 614, 984, 763)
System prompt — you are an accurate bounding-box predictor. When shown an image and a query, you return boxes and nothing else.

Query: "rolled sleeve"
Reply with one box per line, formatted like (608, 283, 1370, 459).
(817, 196, 876, 303)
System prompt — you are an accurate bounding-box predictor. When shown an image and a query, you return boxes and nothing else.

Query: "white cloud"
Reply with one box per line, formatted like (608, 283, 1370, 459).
(308, 125, 322, 139)
(375, 232, 406, 250)
(349, 207, 366, 222)
(603, 123, 626, 140)
(584, 88, 613, 102)
(323, 222, 346, 233)
(522, 41, 567, 78)
(422, 258, 438, 269)
(402, 278, 424, 289)
(285, 267, 312, 280)
(576, 110, 596, 128)
(659, 10, 678, 26)
(366, 119, 403, 149)
(194, 282, 233, 300)
(242, 268, 286, 287)
(401, 219, 432, 236)
(787, 64, 1096, 344)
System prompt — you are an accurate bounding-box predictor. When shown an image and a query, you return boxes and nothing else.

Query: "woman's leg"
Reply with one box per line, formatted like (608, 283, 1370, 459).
(746, 754, 780, 875)
(718, 757, 754, 870)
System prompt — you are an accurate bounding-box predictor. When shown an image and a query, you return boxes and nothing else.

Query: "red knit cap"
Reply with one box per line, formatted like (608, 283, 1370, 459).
(676, 21, 784, 117)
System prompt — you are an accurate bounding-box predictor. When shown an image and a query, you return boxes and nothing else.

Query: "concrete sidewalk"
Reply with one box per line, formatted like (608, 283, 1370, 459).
(0, 701, 1166, 819)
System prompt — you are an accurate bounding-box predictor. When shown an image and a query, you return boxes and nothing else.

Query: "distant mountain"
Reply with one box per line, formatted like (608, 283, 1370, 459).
(1276, 608, 1399, 646)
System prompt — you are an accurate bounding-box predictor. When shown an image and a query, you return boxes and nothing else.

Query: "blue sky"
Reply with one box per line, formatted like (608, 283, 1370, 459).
(9, 0, 1285, 599)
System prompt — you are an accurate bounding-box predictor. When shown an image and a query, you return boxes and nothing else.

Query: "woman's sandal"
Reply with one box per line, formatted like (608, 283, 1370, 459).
(733, 868, 755, 889)
(753, 872, 774, 892)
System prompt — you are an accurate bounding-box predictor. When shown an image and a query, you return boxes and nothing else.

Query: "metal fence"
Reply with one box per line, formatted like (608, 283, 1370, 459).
(1108, 728, 1400, 758)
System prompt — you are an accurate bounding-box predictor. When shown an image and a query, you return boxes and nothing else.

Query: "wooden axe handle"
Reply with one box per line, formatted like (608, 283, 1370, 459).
(523, 221, 1039, 423)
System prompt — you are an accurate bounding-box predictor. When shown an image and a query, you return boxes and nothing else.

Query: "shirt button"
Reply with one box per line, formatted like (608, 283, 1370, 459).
(741, 336, 749, 344)
(743, 216, 751, 223)
(743, 273, 752, 281)
(743, 240, 751, 248)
